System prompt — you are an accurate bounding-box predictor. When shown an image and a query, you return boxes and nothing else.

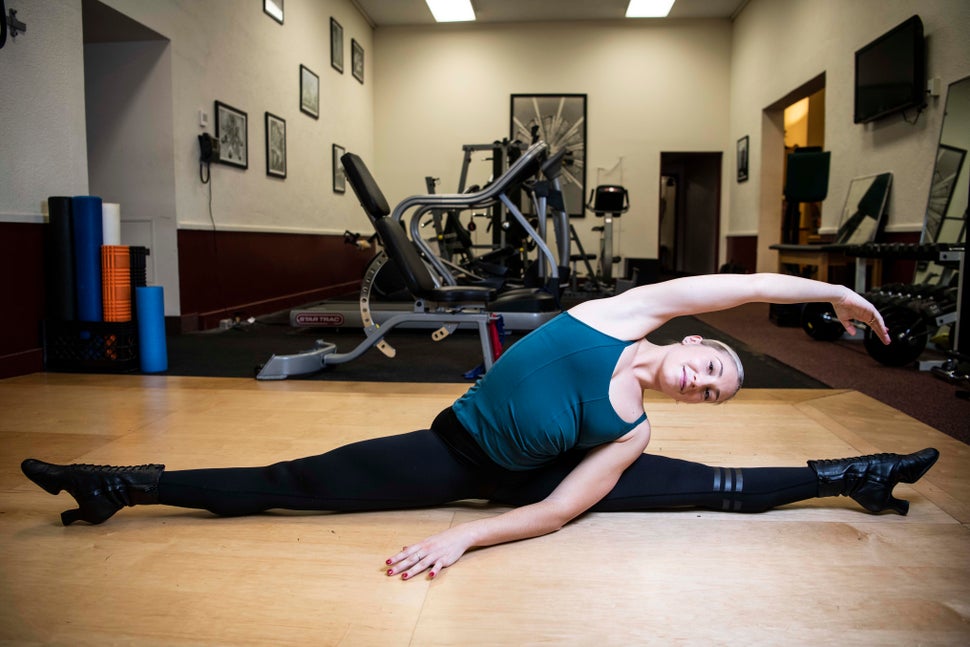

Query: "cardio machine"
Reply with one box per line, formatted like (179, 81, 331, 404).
(527, 148, 573, 294)
(586, 185, 629, 285)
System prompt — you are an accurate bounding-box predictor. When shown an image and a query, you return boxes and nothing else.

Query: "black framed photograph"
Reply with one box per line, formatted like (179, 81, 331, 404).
(510, 94, 586, 217)
(215, 101, 248, 169)
(351, 39, 364, 84)
(737, 135, 749, 183)
(265, 112, 286, 179)
(330, 18, 344, 73)
(333, 144, 346, 193)
(300, 64, 319, 119)
(263, 0, 283, 24)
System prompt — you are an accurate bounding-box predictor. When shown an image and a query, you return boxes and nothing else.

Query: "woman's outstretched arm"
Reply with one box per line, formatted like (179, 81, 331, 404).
(569, 272, 890, 343)
(384, 422, 651, 580)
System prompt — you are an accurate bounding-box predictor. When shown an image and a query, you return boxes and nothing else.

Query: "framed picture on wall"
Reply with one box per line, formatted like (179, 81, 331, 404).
(510, 94, 586, 217)
(263, 0, 283, 24)
(737, 135, 749, 182)
(265, 112, 286, 179)
(331, 18, 344, 73)
(333, 144, 346, 193)
(300, 64, 319, 119)
(351, 39, 364, 84)
(215, 101, 248, 169)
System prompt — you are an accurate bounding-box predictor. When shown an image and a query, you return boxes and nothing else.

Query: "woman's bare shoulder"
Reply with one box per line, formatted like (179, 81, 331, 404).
(568, 291, 665, 341)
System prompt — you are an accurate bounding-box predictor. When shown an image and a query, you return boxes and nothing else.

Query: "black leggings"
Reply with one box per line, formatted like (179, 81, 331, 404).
(158, 408, 818, 516)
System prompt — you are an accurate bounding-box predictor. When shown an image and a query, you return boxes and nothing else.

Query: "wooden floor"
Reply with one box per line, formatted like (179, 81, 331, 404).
(1, 374, 968, 645)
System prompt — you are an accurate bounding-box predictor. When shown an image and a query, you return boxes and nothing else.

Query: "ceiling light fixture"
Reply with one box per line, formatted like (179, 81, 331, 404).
(425, 0, 476, 23)
(626, 0, 676, 18)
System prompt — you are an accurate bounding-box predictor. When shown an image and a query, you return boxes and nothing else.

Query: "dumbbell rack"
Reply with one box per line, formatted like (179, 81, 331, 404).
(919, 246, 963, 373)
(938, 248, 965, 351)
(928, 248, 968, 397)
(845, 243, 964, 371)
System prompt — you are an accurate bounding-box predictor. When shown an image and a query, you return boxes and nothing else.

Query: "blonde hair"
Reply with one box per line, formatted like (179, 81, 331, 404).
(700, 339, 744, 402)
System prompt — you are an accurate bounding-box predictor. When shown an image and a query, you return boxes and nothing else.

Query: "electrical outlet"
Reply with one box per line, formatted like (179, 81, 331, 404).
(199, 109, 209, 128)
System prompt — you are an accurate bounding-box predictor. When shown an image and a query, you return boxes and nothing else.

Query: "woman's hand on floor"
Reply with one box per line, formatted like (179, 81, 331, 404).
(385, 526, 473, 580)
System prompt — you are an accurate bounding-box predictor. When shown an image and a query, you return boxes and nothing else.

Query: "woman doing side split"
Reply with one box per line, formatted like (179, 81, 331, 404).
(22, 273, 940, 580)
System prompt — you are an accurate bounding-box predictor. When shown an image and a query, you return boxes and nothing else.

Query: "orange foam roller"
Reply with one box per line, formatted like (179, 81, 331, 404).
(102, 246, 132, 322)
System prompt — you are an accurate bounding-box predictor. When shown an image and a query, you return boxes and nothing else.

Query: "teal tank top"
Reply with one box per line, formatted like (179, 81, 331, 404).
(452, 312, 648, 470)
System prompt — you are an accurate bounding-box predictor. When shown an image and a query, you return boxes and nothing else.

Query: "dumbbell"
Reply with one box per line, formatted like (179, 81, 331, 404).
(801, 303, 846, 341)
(862, 304, 929, 367)
(864, 283, 910, 309)
(801, 302, 931, 366)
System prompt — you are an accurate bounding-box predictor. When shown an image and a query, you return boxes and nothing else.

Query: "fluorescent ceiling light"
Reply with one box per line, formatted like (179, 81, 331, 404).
(626, 0, 676, 18)
(425, 0, 476, 22)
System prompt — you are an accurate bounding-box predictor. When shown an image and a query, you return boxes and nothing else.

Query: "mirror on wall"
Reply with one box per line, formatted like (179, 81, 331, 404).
(916, 75, 970, 284)
(925, 144, 966, 243)
(833, 172, 892, 245)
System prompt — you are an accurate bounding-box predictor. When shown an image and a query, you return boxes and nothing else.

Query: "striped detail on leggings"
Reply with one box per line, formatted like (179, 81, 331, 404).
(713, 467, 744, 511)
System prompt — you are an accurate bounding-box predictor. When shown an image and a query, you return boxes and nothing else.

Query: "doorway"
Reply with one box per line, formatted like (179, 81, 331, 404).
(659, 152, 722, 276)
(82, 0, 179, 313)
(782, 87, 826, 243)
(756, 74, 826, 271)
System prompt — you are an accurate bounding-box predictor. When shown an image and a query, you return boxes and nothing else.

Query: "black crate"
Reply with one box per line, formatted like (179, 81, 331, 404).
(43, 320, 139, 373)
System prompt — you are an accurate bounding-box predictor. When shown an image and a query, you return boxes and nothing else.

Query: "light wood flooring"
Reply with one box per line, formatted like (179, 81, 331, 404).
(1, 373, 968, 645)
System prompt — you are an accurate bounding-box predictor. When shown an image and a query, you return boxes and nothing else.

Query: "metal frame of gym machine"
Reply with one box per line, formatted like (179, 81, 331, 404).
(403, 148, 570, 298)
(423, 141, 570, 291)
(256, 142, 552, 380)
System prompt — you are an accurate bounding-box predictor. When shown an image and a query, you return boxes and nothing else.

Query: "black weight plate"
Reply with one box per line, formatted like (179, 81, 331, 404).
(864, 306, 928, 367)
(801, 302, 844, 341)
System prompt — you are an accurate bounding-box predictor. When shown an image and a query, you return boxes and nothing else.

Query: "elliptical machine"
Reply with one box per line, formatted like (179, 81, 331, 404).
(586, 185, 629, 285)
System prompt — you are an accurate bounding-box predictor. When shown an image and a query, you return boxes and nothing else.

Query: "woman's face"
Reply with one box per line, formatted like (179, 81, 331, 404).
(661, 336, 741, 404)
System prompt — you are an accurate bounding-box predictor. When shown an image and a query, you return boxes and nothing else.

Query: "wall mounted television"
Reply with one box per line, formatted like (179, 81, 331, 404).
(854, 15, 926, 124)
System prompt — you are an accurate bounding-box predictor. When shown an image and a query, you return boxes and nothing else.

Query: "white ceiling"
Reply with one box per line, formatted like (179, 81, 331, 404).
(351, 0, 749, 27)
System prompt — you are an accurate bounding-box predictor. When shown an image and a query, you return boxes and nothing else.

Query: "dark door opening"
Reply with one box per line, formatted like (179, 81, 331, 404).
(659, 152, 722, 276)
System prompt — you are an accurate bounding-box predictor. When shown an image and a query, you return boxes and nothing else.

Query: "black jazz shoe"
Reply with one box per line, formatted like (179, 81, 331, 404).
(808, 448, 939, 515)
(21, 459, 165, 525)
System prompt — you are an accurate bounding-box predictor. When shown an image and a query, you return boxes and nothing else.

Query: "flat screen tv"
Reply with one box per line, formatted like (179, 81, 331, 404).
(854, 15, 926, 124)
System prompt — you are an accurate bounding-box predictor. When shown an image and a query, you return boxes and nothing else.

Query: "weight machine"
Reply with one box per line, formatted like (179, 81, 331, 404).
(257, 143, 554, 380)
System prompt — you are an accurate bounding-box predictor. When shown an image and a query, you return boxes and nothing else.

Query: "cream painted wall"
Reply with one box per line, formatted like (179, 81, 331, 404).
(0, 0, 88, 222)
(1, 0, 373, 236)
(103, 0, 374, 235)
(730, 0, 970, 271)
(373, 20, 733, 264)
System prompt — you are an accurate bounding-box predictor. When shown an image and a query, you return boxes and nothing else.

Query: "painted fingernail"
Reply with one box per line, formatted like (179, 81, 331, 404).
(385, 559, 392, 564)
(429, 571, 436, 578)
(387, 569, 394, 575)
(402, 573, 409, 580)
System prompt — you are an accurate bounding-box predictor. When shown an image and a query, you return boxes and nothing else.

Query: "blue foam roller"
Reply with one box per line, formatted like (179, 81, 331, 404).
(72, 196, 104, 322)
(136, 286, 168, 373)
